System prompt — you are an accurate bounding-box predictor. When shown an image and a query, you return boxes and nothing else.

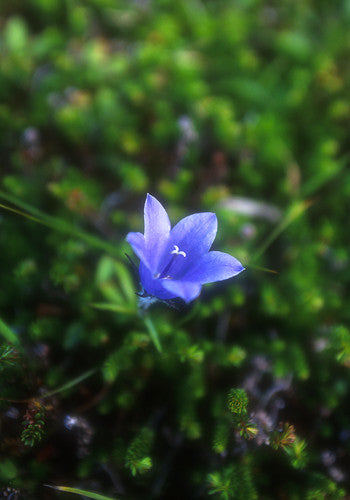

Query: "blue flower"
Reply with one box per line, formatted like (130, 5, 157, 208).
(126, 194, 244, 303)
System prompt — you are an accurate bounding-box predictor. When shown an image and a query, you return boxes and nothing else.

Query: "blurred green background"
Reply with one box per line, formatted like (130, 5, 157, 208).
(1, 1, 350, 498)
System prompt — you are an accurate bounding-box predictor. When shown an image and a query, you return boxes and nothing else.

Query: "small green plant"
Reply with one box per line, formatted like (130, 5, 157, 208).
(227, 388, 258, 440)
(125, 427, 154, 476)
(227, 388, 249, 416)
(212, 421, 230, 454)
(0, 345, 18, 370)
(21, 400, 46, 447)
(270, 422, 297, 450)
(208, 463, 257, 500)
(284, 436, 308, 469)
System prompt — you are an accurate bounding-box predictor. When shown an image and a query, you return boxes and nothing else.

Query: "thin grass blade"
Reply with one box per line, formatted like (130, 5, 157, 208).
(0, 190, 118, 256)
(0, 316, 20, 345)
(144, 315, 162, 353)
(44, 484, 117, 500)
(252, 199, 313, 262)
(41, 368, 97, 399)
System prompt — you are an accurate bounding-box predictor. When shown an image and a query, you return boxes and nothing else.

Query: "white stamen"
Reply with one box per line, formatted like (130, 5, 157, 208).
(171, 245, 186, 257)
(155, 245, 187, 280)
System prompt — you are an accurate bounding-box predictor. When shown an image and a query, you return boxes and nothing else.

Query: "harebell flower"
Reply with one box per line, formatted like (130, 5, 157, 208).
(127, 194, 244, 303)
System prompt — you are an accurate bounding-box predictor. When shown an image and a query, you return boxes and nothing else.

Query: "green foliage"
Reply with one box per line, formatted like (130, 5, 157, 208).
(284, 437, 308, 470)
(208, 462, 257, 500)
(1, 0, 350, 497)
(227, 388, 249, 416)
(94, 255, 137, 314)
(125, 427, 154, 476)
(21, 401, 46, 447)
(227, 388, 258, 440)
(0, 345, 18, 370)
(270, 422, 297, 450)
(212, 420, 230, 454)
(0, 317, 19, 345)
(0, 459, 18, 482)
(306, 474, 346, 500)
(330, 325, 350, 366)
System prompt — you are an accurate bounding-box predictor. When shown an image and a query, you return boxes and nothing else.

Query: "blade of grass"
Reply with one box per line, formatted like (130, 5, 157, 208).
(246, 264, 278, 274)
(0, 190, 118, 256)
(0, 316, 20, 345)
(0, 202, 44, 224)
(144, 315, 162, 353)
(90, 302, 135, 314)
(252, 199, 313, 263)
(44, 484, 117, 500)
(41, 367, 98, 399)
(301, 156, 348, 197)
(114, 260, 137, 304)
(0, 368, 98, 403)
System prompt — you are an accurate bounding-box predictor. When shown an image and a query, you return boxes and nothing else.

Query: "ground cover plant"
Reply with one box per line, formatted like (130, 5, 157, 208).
(1, 1, 350, 498)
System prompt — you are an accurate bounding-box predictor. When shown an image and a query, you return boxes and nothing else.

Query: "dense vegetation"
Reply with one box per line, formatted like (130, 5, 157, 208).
(1, 1, 350, 498)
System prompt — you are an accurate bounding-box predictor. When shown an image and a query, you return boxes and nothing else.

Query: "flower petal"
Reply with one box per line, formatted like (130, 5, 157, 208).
(126, 231, 150, 267)
(183, 251, 244, 284)
(144, 194, 171, 273)
(139, 262, 178, 300)
(157, 212, 218, 278)
(161, 279, 202, 303)
(171, 212, 217, 256)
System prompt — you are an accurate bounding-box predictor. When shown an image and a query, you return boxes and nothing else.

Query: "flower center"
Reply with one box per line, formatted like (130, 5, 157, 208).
(154, 245, 186, 279)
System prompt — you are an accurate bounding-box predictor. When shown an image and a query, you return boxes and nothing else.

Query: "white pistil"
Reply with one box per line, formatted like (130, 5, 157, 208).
(155, 245, 187, 279)
(171, 245, 187, 258)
